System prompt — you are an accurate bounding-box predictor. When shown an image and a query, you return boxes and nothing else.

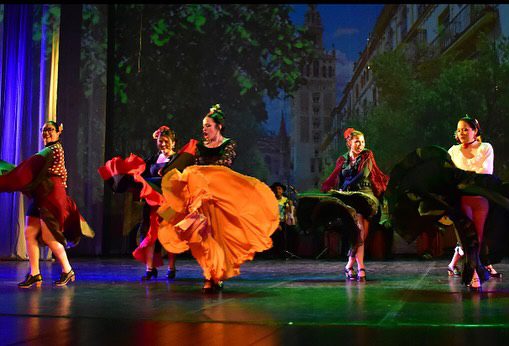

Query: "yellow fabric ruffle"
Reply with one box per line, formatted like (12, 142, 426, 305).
(158, 165, 279, 281)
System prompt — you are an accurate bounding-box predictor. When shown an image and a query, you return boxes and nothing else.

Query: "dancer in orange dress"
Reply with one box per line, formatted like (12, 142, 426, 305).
(158, 104, 280, 293)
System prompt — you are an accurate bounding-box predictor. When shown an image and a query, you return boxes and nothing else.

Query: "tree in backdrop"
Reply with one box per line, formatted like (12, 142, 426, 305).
(348, 35, 509, 179)
(109, 4, 315, 177)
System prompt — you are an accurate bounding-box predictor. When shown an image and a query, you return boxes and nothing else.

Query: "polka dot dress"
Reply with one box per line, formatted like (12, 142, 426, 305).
(47, 142, 68, 188)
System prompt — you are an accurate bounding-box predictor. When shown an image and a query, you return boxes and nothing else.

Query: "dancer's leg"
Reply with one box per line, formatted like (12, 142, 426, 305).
(168, 252, 176, 270)
(166, 252, 177, 279)
(355, 215, 369, 278)
(145, 243, 156, 271)
(459, 196, 489, 287)
(40, 221, 72, 274)
(25, 216, 42, 276)
(468, 197, 498, 275)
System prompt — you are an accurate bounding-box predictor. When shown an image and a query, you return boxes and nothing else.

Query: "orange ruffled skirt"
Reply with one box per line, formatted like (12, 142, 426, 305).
(157, 165, 279, 282)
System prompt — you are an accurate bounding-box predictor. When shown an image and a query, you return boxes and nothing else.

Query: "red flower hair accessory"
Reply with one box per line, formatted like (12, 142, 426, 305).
(152, 125, 171, 139)
(343, 127, 355, 140)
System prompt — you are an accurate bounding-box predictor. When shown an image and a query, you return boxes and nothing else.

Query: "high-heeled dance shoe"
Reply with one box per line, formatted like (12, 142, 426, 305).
(486, 266, 502, 279)
(141, 267, 158, 281)
(202, 279, 213, 293)
(344, 266, 356, 280)
(202, 279, 224, 293)
(357, 268, 366, 282)
(167, 268, 176, 280)
(55, 269, 75, 287)
(18, 273, 43, 288)
(215, 281, 224, 291)
(467, 276, 482, 291)
(447, 265, 461, 277)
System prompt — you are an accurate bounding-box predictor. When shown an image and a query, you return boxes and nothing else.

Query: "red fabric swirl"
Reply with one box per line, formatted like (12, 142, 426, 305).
(321, 150, 389, 198)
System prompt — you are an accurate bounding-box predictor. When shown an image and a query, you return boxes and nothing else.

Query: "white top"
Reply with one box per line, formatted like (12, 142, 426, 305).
(156, 152, 171, 164)
(448, 142, 494, 174)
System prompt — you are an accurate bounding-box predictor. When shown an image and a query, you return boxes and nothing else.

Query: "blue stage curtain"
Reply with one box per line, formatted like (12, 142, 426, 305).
(0, 4, 48, 258)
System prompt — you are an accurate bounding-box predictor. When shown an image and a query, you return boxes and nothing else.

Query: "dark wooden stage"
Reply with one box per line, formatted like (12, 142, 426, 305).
(1, 257, 509, 345)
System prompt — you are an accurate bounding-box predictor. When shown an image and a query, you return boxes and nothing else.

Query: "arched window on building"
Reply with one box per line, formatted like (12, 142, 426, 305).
(313, 132, 321, 144)
(312, 117, 320, 129)
(300, 116, 310, 143)
(300, 92, 309, 112)
(313, 60, 319, 77)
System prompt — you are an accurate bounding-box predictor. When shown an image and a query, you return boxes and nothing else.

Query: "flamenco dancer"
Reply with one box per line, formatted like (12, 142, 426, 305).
(446, 116, 501, 286)
(0, 121, 94, 288)
(98, 125, 181, 280)
(298, 128, 388, 281)
(386, 117, 509, 290)
(157, 104, 280, 293)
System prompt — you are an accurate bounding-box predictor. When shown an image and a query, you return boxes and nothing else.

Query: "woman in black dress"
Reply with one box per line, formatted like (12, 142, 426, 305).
(136, 126, 179, 280)
(320, 128, 388, 281)
(99, 125, 181, 281)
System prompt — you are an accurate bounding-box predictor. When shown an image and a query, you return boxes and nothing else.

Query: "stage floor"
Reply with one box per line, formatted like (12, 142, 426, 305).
(1, 257, 509, 345)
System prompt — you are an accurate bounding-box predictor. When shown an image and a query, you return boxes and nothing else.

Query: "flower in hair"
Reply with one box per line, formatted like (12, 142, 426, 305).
(207, 103, 223, 116)
(152, 125, 171, 139)
(343, 127, 355, 140)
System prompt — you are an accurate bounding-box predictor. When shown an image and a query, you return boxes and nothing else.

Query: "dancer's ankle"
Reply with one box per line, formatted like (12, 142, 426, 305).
(470, 272, 481, 288)
(486, 265, 498, 274)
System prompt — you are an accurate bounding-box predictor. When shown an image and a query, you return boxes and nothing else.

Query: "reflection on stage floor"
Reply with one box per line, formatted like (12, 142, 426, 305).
(1, 257, 508, 345)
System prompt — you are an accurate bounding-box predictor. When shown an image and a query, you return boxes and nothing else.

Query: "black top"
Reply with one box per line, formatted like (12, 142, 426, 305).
(143, 151, 175, 188)
(195, 138, 237, 167)
(340, 153, 372, 193)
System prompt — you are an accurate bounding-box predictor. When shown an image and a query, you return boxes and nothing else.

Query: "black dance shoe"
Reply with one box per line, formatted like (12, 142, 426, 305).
(202, 279, 214, 293)
(167, 268, 176, 280)
(344, 266, 356, 280)
(55, 269, 75, 287)
(447, 265, 461, 277)
(486, 266, 502, 279)
(18, 273, 43, 288)
(214, 281, 224, 291)
(461, 245, 490, 286)
(202, 279, 224, 293)
(467, 276, 482, 291)
(141, 267, 158, 281)
(357, 268, 366, 282)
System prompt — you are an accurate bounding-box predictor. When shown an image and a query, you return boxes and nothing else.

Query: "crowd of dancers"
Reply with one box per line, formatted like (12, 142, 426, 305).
(1, 105, 508, 292)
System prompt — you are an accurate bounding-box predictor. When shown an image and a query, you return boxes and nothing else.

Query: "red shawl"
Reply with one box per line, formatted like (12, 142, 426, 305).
(321, 149, 389, 198)
(97, 139, 198, 267)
